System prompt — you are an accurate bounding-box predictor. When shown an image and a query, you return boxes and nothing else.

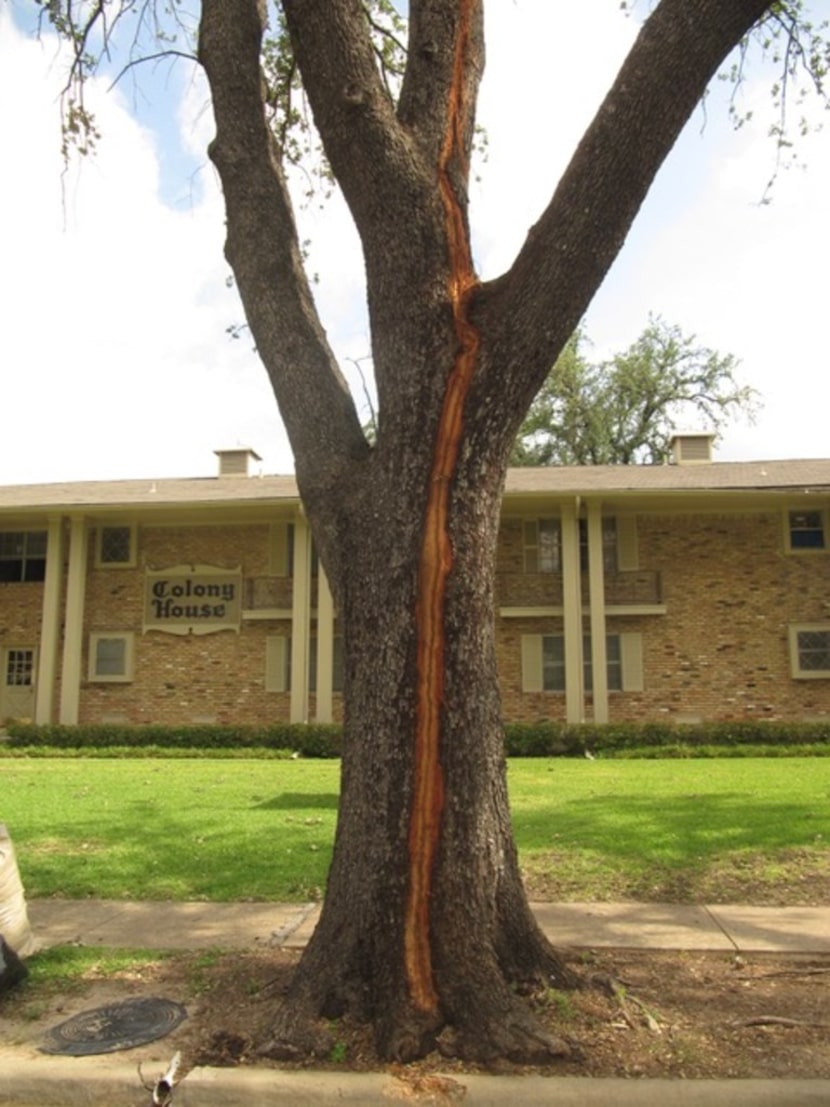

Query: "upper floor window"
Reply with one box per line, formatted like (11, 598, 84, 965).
(523, 518, 560, 573)
(788, 510, 826, 552)
(579, 517, 618, 573)
(0, 531, 47, 582)
(523, 516, 618, 574)
(97, 524, 136, 567)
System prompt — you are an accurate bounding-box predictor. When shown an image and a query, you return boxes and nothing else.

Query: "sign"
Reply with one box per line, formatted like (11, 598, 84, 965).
(144, 565, 242, 635)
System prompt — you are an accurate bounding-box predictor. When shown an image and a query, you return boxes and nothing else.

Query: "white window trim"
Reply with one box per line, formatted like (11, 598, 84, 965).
(88, 632, 135, 683)
(789, 623, 830, 679)
(95, 523, 137, 569)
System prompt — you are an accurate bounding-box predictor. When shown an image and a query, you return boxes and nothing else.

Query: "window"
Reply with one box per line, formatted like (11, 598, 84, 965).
(5, 648, 34, 687)
(540, 634, 622, 692)
(309, 636, 344, 693)
(523, 517, 618, 574)
(265, 636, 290, 692)
(789, 625, 830, 678)
(584, 633, 622, 692)
(523, 519, 561, 573)
(265, 635, 343, 692)
(97, 525, 135, 567)
(541, 634, 565, 691)
(788, 510, 826, 551)
(88, 633, 134, 682)
(0, 531, 47, 582)
(522, 632, 642, 693)
(579, 517, 618, 572)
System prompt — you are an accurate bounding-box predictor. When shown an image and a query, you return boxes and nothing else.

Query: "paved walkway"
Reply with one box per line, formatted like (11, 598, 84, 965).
(25, 896, 830, 954)
(2, 899, 828, 1107)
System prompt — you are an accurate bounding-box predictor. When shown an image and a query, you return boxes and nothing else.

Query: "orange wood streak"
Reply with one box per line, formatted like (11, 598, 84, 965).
(404, 0, 480, 1014)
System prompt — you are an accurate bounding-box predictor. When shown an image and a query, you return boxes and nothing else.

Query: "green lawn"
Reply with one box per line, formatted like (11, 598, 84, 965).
(1, 757, 827, 903)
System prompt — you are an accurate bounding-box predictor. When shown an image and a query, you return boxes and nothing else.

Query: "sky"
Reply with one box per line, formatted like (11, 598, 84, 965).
(1, 1, 829, 486)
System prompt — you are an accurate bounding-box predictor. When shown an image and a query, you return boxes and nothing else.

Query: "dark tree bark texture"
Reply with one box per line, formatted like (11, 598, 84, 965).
(198, 0, 773, 1062)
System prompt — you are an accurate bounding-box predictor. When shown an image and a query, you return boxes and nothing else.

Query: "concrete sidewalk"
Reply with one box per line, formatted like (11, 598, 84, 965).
(25, 896, 830, 954)
(3, 899, 828, 1107)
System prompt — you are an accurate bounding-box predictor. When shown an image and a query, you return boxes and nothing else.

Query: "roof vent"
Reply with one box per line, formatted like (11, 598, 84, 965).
(214, 448, 262, 477)
(670, 433, 714, 465)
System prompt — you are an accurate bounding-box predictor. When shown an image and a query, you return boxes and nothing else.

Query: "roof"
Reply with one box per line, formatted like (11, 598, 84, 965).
(0, 475, 300, 513)
(1, 458, 829, 519)
(504, 458, 830, 495)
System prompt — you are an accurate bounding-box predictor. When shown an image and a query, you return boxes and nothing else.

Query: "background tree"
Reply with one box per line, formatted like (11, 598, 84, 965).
(511, 318, 759, 466)
(33, 0, 828, 1065)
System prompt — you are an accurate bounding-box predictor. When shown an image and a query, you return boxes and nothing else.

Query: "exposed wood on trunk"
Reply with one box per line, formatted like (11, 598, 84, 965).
(406, 0, 480, 1014)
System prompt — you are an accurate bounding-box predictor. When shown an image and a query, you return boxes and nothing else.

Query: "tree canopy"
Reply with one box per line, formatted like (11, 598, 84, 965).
(511, 318, 759, 467)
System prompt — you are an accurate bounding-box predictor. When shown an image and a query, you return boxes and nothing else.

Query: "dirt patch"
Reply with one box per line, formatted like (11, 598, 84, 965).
(2, 946, 829, 1083)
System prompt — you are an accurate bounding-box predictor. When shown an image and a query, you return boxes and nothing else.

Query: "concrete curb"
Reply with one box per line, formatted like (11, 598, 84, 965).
(1, 1060, 828, 1106)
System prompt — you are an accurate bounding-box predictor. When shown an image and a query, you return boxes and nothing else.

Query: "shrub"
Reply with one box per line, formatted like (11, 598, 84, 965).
(4, 722, 341, 758)
(6, 719, 829, 759)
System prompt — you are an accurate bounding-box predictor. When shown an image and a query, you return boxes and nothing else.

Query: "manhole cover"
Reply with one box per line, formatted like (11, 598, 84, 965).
(40, 996, 187, 1056)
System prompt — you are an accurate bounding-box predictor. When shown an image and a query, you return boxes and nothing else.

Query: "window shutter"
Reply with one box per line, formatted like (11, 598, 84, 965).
(265, 636, 288, 692)
(619, 633, 644, 692)
(616, 516, 639, 571)
(522, 520, 539, 574)
(269, 523, 290, 577)
(520, 635, 543, 693)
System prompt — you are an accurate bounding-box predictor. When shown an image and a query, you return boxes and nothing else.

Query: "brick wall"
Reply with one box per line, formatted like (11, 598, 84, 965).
(4, 507, 830, 727)
(494, 509, 830, 723)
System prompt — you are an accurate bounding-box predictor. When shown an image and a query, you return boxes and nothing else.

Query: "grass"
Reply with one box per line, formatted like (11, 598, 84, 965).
(508, 758, 829, 901)
(1, 757, 828, 903)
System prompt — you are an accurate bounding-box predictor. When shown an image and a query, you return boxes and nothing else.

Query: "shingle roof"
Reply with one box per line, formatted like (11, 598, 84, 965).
(1, 458, 829, 516)
(0, 475, 300, 511)
(504, 458, 830, 494)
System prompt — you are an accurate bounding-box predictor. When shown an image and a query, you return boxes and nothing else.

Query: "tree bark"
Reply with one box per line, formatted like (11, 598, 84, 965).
(198, 0, 776, 1062)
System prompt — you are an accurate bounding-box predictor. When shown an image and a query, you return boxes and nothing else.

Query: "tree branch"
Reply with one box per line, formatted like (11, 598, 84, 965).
(280, 0, 418, 238)
(198, 0, 369, 512)
(475, 0, 772, 445)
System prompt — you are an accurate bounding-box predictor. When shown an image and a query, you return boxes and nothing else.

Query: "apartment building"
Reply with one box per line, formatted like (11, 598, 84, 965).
(2, 438, 830, 727)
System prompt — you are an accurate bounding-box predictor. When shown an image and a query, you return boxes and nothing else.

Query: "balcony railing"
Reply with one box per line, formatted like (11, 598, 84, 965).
(243, 576, 294, 611)
(496, 569, 662, 608)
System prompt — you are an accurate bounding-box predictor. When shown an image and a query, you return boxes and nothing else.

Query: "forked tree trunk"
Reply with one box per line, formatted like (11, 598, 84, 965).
(263, 447, 574, 1063)
(198, 0, 775, 1066)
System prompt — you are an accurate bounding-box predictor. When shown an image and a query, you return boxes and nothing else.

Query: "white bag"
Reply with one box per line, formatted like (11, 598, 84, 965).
(0, 823, 34, 957)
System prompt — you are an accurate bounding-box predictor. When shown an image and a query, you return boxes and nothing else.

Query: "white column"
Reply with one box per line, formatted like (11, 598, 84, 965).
(59, 517, 88, 724)
(290, 514, 312, 723)
(586, 501, 609, 724)
(315, 567, 334, 723)
(35, 516, 64, 724)
(560, 499, 584, 725)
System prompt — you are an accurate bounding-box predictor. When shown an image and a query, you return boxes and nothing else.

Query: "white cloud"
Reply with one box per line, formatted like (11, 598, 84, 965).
(474, 0, 830, 461)
(0, 10, 291, 484)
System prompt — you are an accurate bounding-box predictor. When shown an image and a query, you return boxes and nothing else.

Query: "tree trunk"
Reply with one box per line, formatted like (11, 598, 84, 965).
(198, 0, 776, 1065)
(261, 445, 575, 1063)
